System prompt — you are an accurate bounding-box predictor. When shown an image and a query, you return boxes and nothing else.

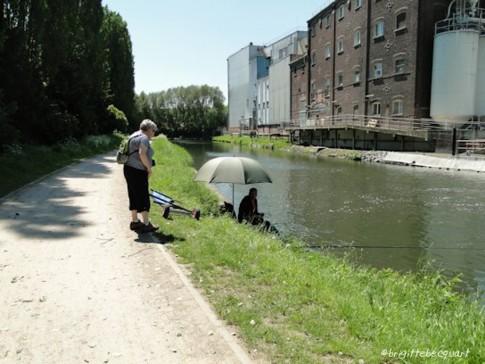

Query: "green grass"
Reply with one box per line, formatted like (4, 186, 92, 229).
(151, 137, 485, 363)
(213, 135, 290, 150)
(0, 133, 123, 197)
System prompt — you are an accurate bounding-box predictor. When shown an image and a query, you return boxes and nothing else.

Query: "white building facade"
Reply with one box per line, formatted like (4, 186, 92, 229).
(227, 43, 269, 130)
(227, 32, 307, 131)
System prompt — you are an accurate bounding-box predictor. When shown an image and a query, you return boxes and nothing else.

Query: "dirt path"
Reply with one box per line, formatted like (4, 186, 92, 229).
(0, 154, 254, 364)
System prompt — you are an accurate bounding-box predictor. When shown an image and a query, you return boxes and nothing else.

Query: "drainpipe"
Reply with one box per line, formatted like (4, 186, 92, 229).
(364, 0, 371, 116)
(332, 6, 337, 118)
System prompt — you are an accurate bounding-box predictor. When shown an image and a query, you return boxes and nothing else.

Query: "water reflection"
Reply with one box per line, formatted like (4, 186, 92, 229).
(178, 141, 485, 300)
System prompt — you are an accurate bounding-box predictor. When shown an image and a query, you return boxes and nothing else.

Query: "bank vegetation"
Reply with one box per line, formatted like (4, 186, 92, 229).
(151, 137, 485, 364)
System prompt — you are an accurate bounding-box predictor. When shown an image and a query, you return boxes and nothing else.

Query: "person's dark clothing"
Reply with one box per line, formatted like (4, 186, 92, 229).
(123, 164, 150, 212)
(238, 195, 258, 223)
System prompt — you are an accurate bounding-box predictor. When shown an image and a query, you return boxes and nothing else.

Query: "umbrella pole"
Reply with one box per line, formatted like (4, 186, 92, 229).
(232, 183, 235, 207)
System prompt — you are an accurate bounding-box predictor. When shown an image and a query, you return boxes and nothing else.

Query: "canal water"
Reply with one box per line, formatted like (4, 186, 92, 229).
(179, 141, 485, 300)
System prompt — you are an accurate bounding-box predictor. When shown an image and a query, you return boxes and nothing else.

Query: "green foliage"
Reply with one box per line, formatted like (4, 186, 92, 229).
(0, 1, 135, 146)
(0, 133, 123, 197)
(101, 8, 136, 128)
(213, 135, 290, 150)
(150, 138, 485, 364)
(136, 85, 227, 139)
(105, 104, 129, 133)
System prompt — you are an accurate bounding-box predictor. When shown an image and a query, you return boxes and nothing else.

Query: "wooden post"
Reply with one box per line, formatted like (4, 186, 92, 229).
(352, 129, 356, 150)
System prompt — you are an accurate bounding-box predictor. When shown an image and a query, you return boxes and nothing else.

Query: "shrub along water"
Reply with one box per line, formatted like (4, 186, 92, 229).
(151, 137, 485, 364)
(0, 133, 123, 197)
(213, 135, 290, 150)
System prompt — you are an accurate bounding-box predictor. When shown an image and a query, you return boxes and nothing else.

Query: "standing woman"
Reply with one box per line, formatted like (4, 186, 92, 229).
(123, 119, 159, 233)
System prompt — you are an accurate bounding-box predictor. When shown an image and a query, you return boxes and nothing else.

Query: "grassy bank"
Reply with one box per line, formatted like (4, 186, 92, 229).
(213, 135, 290, 150)
(151, 138, 485, 363)
(0, 134, 123, 197)
(213, 135, 365, 161)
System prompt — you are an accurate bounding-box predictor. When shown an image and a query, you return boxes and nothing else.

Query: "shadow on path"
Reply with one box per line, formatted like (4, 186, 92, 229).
(0, 155, 113, 241)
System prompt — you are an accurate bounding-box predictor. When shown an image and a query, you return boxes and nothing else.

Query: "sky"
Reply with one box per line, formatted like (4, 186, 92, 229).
(102, 0, 332, 101)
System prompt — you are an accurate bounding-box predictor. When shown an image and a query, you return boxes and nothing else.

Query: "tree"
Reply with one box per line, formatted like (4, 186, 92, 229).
(0, 0, 136, 148)
(102, 7, 136, 129)
(136, 85, 227, 139)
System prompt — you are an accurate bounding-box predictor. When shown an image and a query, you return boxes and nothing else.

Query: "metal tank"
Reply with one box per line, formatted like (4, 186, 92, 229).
(476, 35, 485, 118)
(430, 0, 485, 124)
(430, 30, 479, 122)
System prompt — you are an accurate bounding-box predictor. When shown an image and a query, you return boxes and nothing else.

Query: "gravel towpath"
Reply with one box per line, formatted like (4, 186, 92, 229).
(0, 153, 253, 364)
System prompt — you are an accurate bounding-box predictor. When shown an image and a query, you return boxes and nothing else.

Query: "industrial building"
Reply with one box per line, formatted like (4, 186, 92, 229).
(227, 31, 307, 133)
(227, 43, 269, 132)
(229, 0, 485, 153)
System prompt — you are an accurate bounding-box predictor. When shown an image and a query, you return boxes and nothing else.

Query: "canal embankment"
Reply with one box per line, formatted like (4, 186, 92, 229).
(213, 135, 485, 173)
(152, 137, 485, 363)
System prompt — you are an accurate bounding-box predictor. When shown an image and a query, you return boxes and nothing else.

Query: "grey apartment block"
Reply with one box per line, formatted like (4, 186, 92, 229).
(227, 44, 269, 130)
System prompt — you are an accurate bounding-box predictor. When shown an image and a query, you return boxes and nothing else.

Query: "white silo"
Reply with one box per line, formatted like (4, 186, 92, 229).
(430, 0, 484, 124)
(476, 35, 485, 118)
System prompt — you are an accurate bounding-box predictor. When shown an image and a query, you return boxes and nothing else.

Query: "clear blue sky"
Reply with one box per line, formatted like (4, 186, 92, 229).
(102, 0, 332, 101)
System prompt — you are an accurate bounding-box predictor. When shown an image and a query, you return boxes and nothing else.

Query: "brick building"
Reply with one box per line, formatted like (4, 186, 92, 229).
(294, 0, 450, 122)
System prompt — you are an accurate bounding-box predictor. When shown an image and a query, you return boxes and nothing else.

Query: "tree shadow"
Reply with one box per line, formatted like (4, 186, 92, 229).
(0, 155, 114, 240)
(64, 154, 113, 179)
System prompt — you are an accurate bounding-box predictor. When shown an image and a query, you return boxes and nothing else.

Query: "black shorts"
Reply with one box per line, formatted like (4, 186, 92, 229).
(123, 165, 150, 212)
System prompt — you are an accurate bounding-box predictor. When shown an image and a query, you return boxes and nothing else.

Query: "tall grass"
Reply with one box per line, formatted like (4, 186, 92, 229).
(0, 133, 123, 197)
(151, 137, 485, 363)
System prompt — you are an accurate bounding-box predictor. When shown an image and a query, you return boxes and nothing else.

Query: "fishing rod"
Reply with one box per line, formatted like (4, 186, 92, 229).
(305, 244, 485, 251)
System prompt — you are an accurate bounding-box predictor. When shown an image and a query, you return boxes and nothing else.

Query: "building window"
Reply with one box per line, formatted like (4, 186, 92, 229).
(336, 106, 343, 115)
(337, 72, 344, 87)
(311, 51, 316, 66)
(355, 0, 363, 9)
(325, 15, 331, 28)
(337, 38, 344, 54)
(374, 20, 385, 38)
(396, 12, 407, 31)
(354, 30, 361, 47)
(395, 58, 406, 74)
(372, 102, 381, 115)
(325, 79, 331, 96)
(338, 5, 345, 20)
(353, 68, 361, 84)
(392, 99, 404, 115)
(373, 62, 383, 78)
(325, 44, 332, 59)
(353, 104, 359, 115)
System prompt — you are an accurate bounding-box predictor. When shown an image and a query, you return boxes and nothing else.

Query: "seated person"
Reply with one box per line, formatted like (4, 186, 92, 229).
(238, 188, 265, 225)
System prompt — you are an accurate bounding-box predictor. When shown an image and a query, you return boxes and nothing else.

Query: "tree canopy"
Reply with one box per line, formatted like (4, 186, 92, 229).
(0, 1, 136, 147)
(136, 85, 227, 139)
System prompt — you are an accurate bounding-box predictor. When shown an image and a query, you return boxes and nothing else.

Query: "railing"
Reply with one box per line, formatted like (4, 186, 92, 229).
(283, 114, 483, 134)
(456, 139, 485, 154)
(435, 9, 485, 35)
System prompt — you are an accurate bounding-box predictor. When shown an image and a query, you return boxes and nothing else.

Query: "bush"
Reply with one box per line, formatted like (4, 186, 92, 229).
(104, 104, 129, 133)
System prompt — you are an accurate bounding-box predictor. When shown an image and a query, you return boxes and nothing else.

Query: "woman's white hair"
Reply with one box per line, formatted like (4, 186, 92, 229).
(140, 119, 158, 132)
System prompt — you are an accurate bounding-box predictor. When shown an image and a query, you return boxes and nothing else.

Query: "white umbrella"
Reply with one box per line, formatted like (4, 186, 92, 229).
(194, 157, 272, 205)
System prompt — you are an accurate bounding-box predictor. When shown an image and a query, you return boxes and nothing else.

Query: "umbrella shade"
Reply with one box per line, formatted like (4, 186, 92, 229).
(194, 157, 272, 184)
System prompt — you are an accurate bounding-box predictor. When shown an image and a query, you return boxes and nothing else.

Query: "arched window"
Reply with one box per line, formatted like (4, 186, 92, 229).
(396, 12, 407, 31)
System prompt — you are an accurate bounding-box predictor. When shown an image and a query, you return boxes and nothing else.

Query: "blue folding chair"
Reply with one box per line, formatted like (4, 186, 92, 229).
(150, 190, 201, 220)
